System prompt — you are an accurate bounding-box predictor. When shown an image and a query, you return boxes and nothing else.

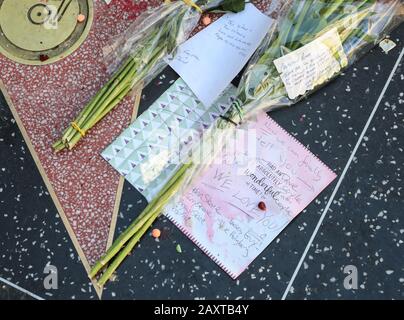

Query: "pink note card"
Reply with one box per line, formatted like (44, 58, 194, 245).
(164, 112, 337, 278)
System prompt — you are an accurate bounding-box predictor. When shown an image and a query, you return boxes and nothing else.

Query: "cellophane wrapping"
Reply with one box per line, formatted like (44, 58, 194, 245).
(148, 0, 403, 217)
(102, 0, 238, 90)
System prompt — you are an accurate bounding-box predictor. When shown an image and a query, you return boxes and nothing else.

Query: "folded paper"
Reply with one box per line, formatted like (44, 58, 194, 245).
(102, 78, 237, 201)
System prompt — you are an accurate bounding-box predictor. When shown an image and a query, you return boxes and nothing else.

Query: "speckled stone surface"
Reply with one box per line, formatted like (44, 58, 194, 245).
(285, 49, 404, 300)
(0, 0, 161, 267)
(0, 6, 403, 300)
(0, 284, 33, 300)
(0, 91, 98, 299)
(102, 25, 404, 299)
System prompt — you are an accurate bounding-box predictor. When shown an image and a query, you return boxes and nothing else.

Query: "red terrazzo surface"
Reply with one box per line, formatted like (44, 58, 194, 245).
(0, 0, 161, 266)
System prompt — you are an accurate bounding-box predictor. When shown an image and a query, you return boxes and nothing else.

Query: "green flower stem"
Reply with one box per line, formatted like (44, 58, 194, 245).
(80, 59, 138, 128)
(63, 58, 136, 144)
(322, 0, 345, 20)
(62, 23, 171, 150)
(52, 139, 66, 152)
(75, 26, 166, 133)
(67, 83, 133, 149)
(93, 85, 133, 126)
(97, 211, 160, 286)
(52, 57, 136, 152)
(97, 166, 190, 286)
(61, 58, 133, 144)
(53, 0, 253, 152)
(53, 12, 179, 151)
(97, 207, 161, 286)
(89, 163, 192, 279)
(67, 73, 138, 148)
(95, 105, 244, 284)
(66, 44, 168, 150)
(288, 0, 313, 46)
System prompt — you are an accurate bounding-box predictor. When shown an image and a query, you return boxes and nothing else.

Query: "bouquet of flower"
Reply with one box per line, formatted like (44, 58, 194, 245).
(53, 0, 246, 152)
(90, 0, 403, 286)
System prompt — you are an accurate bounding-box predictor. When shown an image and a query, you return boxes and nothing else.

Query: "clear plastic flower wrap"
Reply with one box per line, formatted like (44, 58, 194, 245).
(53, 0, 246, 152)
(168, 0, 404, 213)
(90, 0, 403, 285)
(238, 0, 404, 117)
(103, 1, 200, 86)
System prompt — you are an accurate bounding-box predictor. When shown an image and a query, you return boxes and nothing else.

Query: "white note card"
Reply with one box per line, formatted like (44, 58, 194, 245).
(168, 4, 273, 107)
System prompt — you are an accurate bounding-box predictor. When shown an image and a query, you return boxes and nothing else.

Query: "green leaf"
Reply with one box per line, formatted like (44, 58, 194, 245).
(209, 0, 246, 13)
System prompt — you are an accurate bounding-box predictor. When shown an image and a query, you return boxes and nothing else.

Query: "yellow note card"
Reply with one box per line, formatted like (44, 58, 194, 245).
(274, 28, 348, 100)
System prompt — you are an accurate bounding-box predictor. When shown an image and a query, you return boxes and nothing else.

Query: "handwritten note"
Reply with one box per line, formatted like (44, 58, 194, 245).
(274, 28, 348, 100)
(164, 113, 336, 278)
(168, 3, 273, 107)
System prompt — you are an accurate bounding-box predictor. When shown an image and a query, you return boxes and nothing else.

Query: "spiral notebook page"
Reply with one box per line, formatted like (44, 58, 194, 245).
(164, 113, 337, 278)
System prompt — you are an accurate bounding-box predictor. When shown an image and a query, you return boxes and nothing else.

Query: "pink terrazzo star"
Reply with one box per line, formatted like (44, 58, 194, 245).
(0, 0, 161, 269)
